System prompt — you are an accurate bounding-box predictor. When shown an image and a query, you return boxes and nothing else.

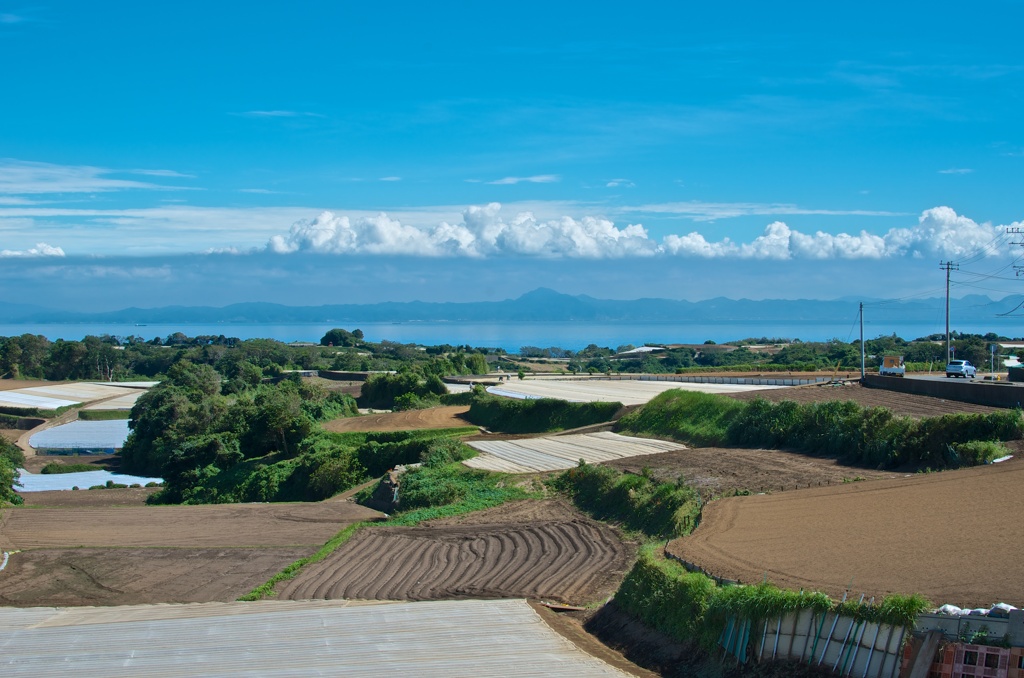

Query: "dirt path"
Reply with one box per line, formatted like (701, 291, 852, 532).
(322, 405, 473, 433)
(669, 458, 1024, 607)
(277, 500, 636, 606)
(728, 382, 1004, 418)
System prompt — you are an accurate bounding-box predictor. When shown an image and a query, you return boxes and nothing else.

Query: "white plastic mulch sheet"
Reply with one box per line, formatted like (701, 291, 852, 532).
(16, 469, 163, 492)
(465, 431, 684, 474)
(0, 599, 628, 677)
(0, 392, 79, 409)
(29, 420, 130, 451)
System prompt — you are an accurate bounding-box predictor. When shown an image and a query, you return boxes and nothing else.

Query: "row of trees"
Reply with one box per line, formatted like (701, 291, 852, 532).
(0, 331, 496, 384)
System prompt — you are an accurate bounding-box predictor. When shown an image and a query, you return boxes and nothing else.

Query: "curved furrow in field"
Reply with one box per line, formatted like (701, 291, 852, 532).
(278, 516, 634, 605)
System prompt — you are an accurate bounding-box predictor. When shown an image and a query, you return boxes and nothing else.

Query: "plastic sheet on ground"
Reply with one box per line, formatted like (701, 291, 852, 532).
(16, 469, 163, 492)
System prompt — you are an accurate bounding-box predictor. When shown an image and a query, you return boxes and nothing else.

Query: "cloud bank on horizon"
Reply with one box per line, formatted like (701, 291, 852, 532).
(268, 204, 1017, 261)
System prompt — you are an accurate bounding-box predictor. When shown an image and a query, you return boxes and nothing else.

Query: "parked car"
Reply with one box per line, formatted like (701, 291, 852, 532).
(946, 360, 977, 378)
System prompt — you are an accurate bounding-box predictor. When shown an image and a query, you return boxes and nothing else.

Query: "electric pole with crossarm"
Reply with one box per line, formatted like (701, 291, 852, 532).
(940, 261, 959, 363)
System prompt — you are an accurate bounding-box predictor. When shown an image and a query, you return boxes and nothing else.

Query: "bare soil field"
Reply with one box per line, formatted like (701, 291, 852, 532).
(728, 382, 1002, 418)
(0, 547, 310, 607)
(605, 447, 897, 497)
(1, 500, 382, 549)
(322, 405, 472, 433)
(277, 499, 636, 605)
(18, 486, 157, 507)
(669, 458, 1024, 607)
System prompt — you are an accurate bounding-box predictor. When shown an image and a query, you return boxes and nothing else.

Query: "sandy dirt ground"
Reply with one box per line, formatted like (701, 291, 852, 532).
(669, 458, 1024, 607)
(1, 500, 382, 549)
(605, 447, 897, 497)
(728, 382, 1003, 418)
(322, 405, 473, 433)
(277, 500, 636, 606)
(0, 547, 311, 607)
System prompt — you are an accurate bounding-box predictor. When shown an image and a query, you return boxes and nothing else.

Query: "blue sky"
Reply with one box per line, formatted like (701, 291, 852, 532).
(2, 2, 1024, 310)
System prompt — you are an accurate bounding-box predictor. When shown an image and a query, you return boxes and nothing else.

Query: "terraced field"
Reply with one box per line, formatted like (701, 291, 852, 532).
(278, 500, 635, 605)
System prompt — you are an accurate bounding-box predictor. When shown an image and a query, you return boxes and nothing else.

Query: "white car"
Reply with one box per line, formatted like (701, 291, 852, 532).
(945, 360, 977, 378)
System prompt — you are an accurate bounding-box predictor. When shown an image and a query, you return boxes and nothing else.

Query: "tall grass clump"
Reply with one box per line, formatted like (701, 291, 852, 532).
(552, 462, 701, 538)
(466, 395, 621, 433)
(617, 390, 745, 446)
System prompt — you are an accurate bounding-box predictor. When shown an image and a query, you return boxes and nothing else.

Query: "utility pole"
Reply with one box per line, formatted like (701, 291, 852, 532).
(860, 302, 865, 379)
(940, 261, 959, 363)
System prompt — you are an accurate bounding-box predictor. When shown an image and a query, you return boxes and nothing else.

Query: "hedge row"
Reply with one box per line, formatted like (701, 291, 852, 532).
(465, 395, 622, 433)
(551, 462, 701, 538)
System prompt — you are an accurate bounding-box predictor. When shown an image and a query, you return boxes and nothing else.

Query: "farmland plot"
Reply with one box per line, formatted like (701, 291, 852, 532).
(465, 431, 683, 473)
(669, 458, 1024, 607)
(277, 500, 635, 605)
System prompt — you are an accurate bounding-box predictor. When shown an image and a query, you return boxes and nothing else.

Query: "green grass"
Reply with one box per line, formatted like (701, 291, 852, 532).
(465, 395, 621, 433)
(618, 390, 745, 446)
(618, 389, 1024, 469)
(40, 462, 103, 474)
(616, 546, 930, 650)
(551, 462, 701, 539)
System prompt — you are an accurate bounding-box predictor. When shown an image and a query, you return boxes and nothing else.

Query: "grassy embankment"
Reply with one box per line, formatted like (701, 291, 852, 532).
(465, 395, 622, 433)
(618, 389, 1022, 468)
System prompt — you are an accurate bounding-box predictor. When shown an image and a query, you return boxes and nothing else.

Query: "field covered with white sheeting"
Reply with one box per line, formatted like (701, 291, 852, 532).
(488, 378, 781, 405)
(465, 431, 684, 473)
(0, 382, 150, 410)
(0, 599, 627, 677)
(29, 420, 131, 451)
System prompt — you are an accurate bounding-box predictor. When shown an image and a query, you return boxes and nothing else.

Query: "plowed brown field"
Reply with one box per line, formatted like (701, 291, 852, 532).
(1, 500, 382, 549)
(605, 447, 896, 497)
(277, 500, 635, 605)
(322, 405, 472, 433)
(0, 497, 385, 607)
(728, 382, 1002, 418)
(669, 458, 1024, 607)
(0, 547, 310, 607)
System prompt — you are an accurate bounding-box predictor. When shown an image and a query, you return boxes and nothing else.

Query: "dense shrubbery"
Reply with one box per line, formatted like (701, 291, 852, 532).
(1, 438, 24, 506)
(40, 462, 101, 474)
(619, 390, 1023, 468)
(466, 395, 622, 433)
(616, 547, 929, 650)
(552, 462, 701, 538)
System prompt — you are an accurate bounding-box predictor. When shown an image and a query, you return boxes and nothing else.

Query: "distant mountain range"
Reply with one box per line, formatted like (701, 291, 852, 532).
(2, 288, 1023, 327)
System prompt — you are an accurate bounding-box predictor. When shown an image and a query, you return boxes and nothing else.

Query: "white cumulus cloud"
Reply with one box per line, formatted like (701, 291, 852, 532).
(267, 204, 1014, 260)
(0, 242, 65, 258)
(487, 175, 560, 185)
(268, 203, 658, 258)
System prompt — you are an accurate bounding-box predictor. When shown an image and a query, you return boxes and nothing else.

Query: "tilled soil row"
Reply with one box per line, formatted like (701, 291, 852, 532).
(278, 518, 634, 605)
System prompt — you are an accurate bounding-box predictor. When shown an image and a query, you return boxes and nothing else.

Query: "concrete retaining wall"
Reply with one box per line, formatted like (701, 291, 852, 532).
(863, 374, 1024, 409)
